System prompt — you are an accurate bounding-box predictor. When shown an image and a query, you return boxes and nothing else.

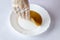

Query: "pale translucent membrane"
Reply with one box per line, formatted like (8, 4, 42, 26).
(12, 0, 30, 20)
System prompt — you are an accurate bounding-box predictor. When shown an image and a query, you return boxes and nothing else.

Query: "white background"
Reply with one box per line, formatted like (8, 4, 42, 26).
(0, 0, 60, 40)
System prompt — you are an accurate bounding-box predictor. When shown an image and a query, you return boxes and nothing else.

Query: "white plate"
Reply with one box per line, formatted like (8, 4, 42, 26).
(10, 4, 51, 36)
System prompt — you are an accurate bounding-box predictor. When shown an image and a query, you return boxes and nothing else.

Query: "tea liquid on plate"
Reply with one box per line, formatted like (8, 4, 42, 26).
(30, 10, 42, 26)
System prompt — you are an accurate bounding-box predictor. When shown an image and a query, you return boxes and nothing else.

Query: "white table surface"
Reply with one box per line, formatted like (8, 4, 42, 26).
(0, 0, 60, 40)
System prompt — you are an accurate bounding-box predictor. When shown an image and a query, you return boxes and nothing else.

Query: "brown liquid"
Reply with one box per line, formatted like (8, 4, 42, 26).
(30, 10, 42, 26)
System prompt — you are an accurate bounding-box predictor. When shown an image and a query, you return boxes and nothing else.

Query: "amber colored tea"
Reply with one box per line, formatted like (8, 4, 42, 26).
(30, 10, 42, 26)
